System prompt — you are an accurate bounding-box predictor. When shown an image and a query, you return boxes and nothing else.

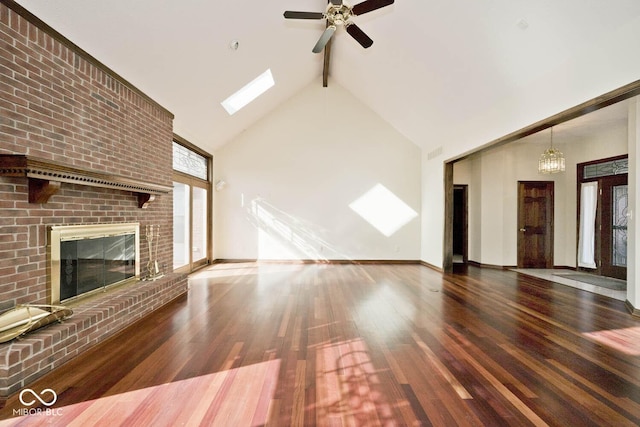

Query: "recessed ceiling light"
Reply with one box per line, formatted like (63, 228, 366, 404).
(221, 69, 275, 115)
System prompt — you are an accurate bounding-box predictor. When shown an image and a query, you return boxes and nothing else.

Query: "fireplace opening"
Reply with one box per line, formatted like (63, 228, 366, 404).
(49, 224, 141, 304)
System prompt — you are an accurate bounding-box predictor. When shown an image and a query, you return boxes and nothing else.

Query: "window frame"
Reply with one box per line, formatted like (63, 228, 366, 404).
(172, 135, 212, 274)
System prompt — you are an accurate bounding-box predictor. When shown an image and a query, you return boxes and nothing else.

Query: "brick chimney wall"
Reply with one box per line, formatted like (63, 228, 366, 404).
(0, 2, 189, 397)
(0, 3, 178, 310)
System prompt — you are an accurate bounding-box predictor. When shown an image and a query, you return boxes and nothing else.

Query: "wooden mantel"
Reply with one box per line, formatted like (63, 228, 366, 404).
(0, 155, 172, 208)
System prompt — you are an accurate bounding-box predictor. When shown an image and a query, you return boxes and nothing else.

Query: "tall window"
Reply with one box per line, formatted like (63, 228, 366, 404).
(172, 139, 211, 272)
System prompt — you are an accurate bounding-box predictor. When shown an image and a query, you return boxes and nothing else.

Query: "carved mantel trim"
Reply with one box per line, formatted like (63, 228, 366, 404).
(0, 155, 172, 208)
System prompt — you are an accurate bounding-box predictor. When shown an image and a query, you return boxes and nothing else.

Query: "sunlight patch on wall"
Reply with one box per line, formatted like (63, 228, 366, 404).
(349, 184, 418, 237)
(258, 228, 300, 259)
(247, 198, 344, 260)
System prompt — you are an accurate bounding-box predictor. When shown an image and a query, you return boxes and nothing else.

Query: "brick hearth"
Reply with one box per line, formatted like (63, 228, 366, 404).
(0, 274, 187, 398)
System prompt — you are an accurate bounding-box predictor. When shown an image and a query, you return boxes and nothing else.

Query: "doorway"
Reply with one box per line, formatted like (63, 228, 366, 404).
(577, 155, 628, 280)
(453, 185, 468, 264)
(517, 181, 554, 268)
(173, 179, 210, 272)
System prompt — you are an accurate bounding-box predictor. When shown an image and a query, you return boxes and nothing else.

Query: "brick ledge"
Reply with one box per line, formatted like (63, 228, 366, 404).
(0, 273, 188, 398)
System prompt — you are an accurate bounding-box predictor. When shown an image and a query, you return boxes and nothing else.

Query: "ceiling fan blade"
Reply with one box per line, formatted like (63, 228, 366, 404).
(312, 26, 337, 53)
(346, 23, 373, 48)
(352, 0, 394, 16)
(283, 11, 325, 19)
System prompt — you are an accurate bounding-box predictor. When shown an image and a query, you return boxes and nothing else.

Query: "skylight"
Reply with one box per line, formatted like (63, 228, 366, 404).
(221, 69, 274, 115)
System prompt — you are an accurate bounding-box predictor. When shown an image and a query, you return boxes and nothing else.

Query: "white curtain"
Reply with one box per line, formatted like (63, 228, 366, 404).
(578, 181, 598, 268)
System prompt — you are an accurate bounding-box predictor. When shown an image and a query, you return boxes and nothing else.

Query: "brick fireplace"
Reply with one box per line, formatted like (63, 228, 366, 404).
(0, 2, 189, 399)
(49, 223, 141, 304)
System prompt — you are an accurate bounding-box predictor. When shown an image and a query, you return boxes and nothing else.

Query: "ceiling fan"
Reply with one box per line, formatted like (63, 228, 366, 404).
(284, 0, 395, 54)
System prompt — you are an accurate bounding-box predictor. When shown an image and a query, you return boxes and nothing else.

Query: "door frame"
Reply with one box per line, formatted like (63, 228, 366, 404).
(517, 181, 554, 269)
(576, 154, 628, 279)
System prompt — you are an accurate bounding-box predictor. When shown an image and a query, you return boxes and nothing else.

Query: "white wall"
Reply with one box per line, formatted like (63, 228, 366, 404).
(420, 152, 444, 265)
(214, 81, 422, 261)
(453, 122, 628, 267)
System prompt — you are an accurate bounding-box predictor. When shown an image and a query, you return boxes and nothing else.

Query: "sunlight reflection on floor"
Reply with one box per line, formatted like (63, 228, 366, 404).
(314, 338, 402, 425)
(583, 326, 640, 356)
(3, 360, 281, 427)
(189, 263, 306, 280)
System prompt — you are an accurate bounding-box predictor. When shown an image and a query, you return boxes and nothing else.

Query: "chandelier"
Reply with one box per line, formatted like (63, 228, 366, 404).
(538, 127, 565, 174)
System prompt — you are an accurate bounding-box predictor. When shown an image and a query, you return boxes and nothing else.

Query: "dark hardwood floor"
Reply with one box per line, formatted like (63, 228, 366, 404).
(1, 263, 639, 426)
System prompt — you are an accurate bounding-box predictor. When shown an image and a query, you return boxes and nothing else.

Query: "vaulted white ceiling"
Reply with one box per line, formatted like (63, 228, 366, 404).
(15, 0, 640, 154)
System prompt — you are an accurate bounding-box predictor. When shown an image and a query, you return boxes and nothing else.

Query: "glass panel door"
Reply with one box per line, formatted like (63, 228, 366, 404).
(599, 174, 627, 279)
(173, 182, 191, 270)
(611, 184, 628, 267)
(192, 186, 208, 266)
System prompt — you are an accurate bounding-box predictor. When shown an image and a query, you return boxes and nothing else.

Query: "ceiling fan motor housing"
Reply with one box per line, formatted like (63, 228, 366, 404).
(283, 0, 395, 53)
(326, 3, 353, 26)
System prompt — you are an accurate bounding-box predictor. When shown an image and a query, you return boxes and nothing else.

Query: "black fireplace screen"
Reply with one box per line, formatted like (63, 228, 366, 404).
(60, 234, 136, 301)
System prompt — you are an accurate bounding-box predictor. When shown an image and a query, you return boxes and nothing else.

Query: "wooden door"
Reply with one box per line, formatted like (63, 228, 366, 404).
(599, 174, 628, 279)
(517, 181, 554, 268)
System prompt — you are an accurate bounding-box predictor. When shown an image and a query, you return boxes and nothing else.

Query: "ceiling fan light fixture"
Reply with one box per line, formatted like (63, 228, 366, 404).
(283, 0, 394, 54)
(326, 3, 353, 26)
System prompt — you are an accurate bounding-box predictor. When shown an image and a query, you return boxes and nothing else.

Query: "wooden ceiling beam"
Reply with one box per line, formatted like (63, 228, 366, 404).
(323, 36, 332, 87)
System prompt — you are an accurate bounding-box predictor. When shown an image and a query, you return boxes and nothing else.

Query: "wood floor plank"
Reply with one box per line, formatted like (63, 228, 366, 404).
(291, 360, 306, 427)
(182, 370, 231, 426)
(546, 358, 640, 419)
(411, 331, 473, 400)
(1, 263, 639, 426)
(501, 342, 637, 427)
